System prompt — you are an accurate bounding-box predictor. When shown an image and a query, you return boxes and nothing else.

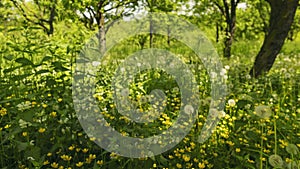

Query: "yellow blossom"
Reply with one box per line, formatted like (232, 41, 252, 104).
(176, 163, 182, 168)
(43, 160, 50, 165)
(76, 162, 84, 167)
(90, 137, 96, 141)
(47, 153, 52, 157)
(82, 148, 88, 153)
(50, 111, 57, 117)
(51, 162, 58, 168)
(182, 154, 190, 162)
(4, 124, 11, 129)
(235, 148, 241, 153)
(57, 98, 63, 102)
(38, 128, 46, 133)
(60, 154, 72, 161)
(198, 162, 205, 169)
(247, 159, 255, 163)
(0, 108, 7, 116)
(285, 158, 292, 163)
(22, 132, 28, 137)
(97, 160, 103, 165)
(68, 145, 75, 151)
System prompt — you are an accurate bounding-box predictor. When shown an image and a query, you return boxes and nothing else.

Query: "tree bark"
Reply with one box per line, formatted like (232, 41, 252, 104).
(223, 0, 238, 58)
(214, 0, 239, 58)
(98, 12, 106, 54)
(96, 1, 106, 55)
(149, 14, 154, 48)
(250, 0, 299, 77)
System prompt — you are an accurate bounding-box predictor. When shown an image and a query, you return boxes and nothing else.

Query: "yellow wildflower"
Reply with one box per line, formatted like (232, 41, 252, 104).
(38, 128, 46, 133)
(76, 162, 83, 167)
(182, 154, 190, 162)
(51, 162, 58, 168)
(50, 111, 57, 117)
(0, 108, 7, 116)
(176, 163, 182, 168)
(97, 160, 103, 165)
(68, 145, 75, 151)
(60, 154, 72, 161)
(22, 132, 28, 137)
(4, 124, 11, 129)
(198, 162, 205, 169)
(82, 148, 88, 153)
(43, 160, 50, 165)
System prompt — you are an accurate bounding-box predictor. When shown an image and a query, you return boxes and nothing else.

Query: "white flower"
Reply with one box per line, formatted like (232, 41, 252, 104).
(268, 154, 283, 168)
(286, 143, 299, 155)
(224, 65, 230, 70)
(92, 61, 100, 67)
(184, 105, 194, 114)
(29, 140, 35, 146)
(254, 105, 272, 119)
(27, 157, 35, 161)
(228, 99, 236, 107)
(19, 119, 32, 128)
(219, 111, 226, 118)
(210, 72, 217, 79)
(220, 68, 227, 76)
(121, 88, 129, 97)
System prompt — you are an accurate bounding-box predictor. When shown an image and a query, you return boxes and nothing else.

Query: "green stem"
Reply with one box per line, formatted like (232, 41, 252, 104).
(274, 117, 277, 155)
(260, 124, 264, 169)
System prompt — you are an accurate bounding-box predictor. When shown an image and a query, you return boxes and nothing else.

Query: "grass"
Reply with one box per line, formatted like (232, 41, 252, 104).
(0, 22, 300, 169)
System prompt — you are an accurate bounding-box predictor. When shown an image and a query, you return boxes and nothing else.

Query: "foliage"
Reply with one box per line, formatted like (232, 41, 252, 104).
(1, 0, 300, 169)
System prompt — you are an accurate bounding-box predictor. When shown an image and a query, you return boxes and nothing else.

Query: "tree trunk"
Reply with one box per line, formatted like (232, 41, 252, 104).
(167, 25, 171, 47)
(250, 0, 299, 77)
(216, 22, 219, 43)
(149, 15, 154, 48)
(222, 0, 238, 58)
(98, 12, 106, 55)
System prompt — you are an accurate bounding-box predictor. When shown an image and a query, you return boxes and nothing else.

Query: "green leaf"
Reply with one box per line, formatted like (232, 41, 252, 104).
(35, 69, 50, 75)
(16, 141, 29, 152)
(11, 74, 33, 81)
(52, 61, 69, 71)
(41, 56, 52, 63)
(3, 55, 14, 61)
(15, 57, 34, 66)
(19, 110, 34, 122)
(3, 66, 22, 73)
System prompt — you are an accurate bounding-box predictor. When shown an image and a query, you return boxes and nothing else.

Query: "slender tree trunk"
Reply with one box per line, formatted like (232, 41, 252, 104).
(48, 5, 55, 35)
(149, 15, 153, 48)
(98, 12, 106, 54)
(250, 0, 299, 77)
(223, 0, 238, 58)
(167, 25, 171, 47)
(216, 22, 219, 43)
